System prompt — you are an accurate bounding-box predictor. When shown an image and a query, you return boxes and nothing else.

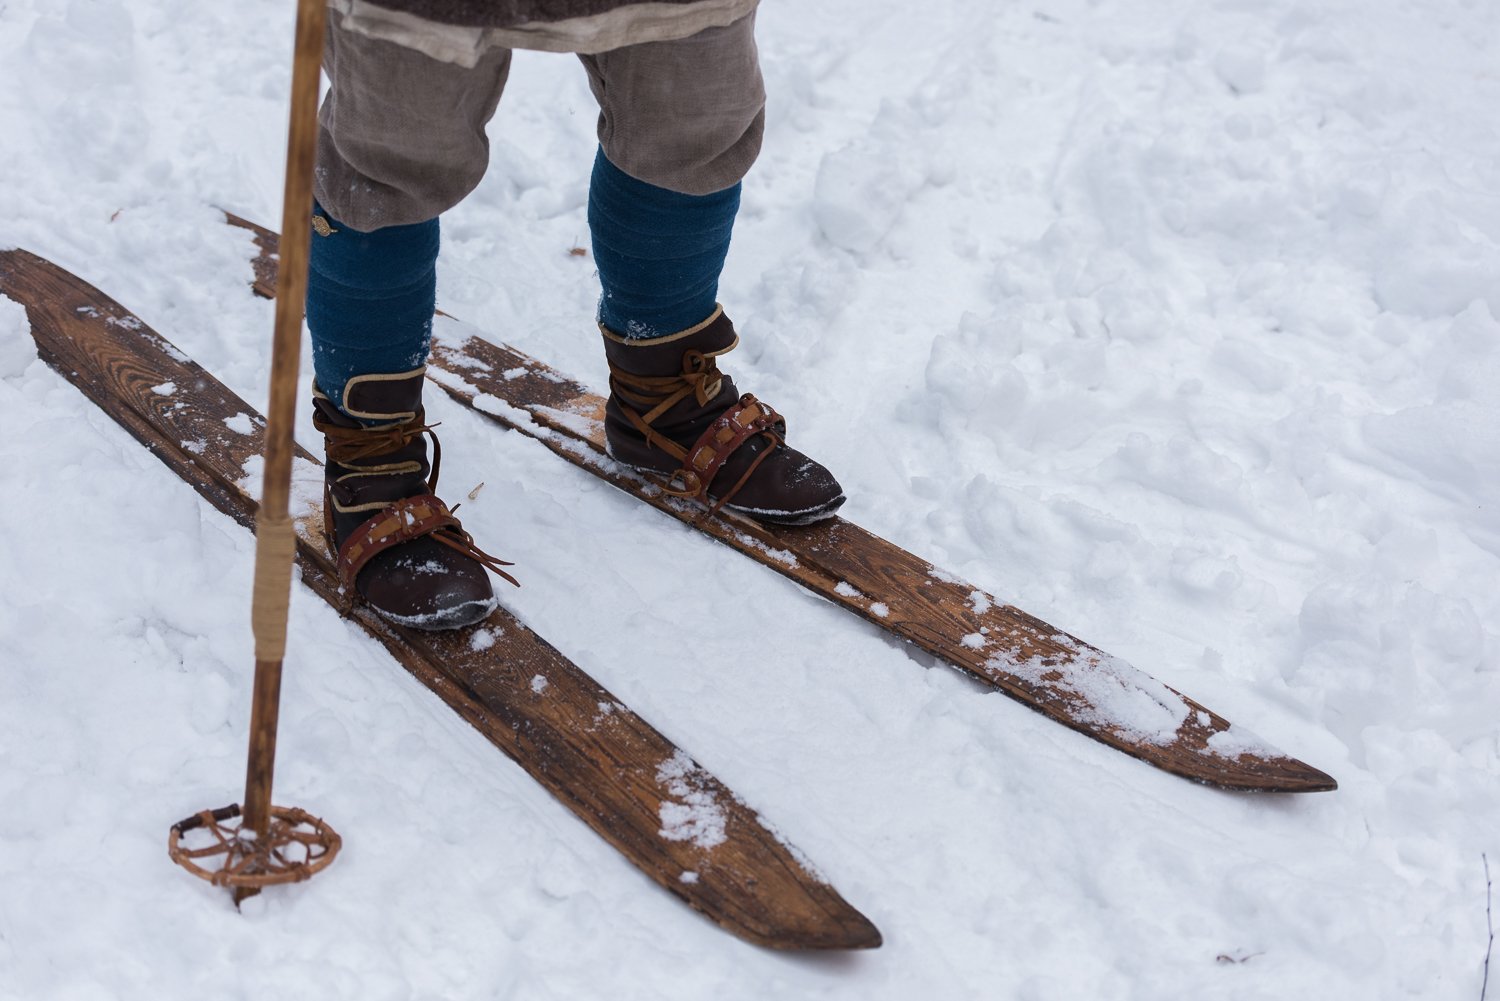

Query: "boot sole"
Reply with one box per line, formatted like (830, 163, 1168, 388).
(606, 446, 845, 525)
(726, 495, 846, 526)
(374, 596, 499, 632)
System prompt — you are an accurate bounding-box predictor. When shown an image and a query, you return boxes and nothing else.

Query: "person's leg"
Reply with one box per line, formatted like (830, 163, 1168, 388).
(304, 213, 439, 415)
(311, 19, 513, 413)
(579, 12, 764, 339)
(579, 15, 844, 523)
(305, 20, 517, 629)
(580, 13, 765, 199)
(586, 150, 740, 340)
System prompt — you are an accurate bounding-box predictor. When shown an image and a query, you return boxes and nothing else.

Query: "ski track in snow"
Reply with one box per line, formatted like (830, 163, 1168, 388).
(2, 0, 1498, 997)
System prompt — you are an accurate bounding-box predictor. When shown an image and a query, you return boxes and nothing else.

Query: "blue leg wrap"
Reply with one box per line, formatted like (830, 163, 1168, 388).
(588, 148, 740, 339)
(306, 203, 439, 413)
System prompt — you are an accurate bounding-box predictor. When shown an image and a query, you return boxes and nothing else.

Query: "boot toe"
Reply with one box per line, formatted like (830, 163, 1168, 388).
(358, 537, 498, 630)
(718, 444, 846, 524)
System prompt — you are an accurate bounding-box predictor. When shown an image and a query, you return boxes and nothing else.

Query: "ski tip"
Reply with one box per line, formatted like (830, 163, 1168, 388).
(666, 806, 883, 950)
(806, 914, 883, 951)
(1199, 755, 1337, 794)
(849, 919, 885, 951)
(731, 906, 882, 952)
(1280, 763, 1340, 794)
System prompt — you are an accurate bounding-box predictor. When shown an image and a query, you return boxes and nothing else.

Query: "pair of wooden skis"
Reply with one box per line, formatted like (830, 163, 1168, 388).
(0, 216, 1332, 949)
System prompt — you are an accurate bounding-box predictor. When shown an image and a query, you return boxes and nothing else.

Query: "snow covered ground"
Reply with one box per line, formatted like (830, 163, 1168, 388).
(2, 0, 1498, 997)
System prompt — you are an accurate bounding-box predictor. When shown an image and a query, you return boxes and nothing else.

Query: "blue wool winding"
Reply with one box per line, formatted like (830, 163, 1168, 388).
(305, 203, 439, 413)
(588, 148, 740, 339)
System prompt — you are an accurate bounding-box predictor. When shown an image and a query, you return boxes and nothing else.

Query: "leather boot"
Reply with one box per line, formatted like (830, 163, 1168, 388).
(602, 307, 845, 523)
(312, 368, 514, 629)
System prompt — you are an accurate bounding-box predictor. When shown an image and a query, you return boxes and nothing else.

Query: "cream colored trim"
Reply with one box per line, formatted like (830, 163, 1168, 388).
(330, 0, 757, 65)
(600, 305, 739, 357)
(331, 497, 403, 515)
(341, 367, 426, 422)
(334, 462, 425, 482)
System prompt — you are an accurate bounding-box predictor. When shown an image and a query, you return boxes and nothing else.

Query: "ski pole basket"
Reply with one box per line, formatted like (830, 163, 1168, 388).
(168, 804, 341, 890)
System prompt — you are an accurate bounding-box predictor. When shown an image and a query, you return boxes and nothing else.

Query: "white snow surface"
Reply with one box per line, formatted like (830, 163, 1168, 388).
(2, 0, 1498, 998)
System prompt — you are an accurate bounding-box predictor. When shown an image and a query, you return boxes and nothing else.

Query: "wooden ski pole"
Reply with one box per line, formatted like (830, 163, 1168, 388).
(238, 0, 332, 904)
(169, 0, 340, 903)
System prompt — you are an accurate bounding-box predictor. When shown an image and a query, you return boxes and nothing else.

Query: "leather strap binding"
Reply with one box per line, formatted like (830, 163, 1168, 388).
(666, 390, 786, 501)
(336, 494, 519, 590)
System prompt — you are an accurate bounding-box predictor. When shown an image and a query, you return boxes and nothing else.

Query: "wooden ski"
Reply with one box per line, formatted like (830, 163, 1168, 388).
(0, 247, 881, 951)
(228, 213, 1335, 794)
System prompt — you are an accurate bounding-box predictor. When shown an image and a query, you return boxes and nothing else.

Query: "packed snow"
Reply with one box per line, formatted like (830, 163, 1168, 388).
(655, 751, 729, 852)
(2, 0, 1498, 998)
(1003, 645, 1193, 747)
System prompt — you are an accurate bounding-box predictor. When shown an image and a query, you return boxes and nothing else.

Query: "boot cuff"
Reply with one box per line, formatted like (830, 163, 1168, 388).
(600, 307, 739, 376)
(340, 367, 427, 424)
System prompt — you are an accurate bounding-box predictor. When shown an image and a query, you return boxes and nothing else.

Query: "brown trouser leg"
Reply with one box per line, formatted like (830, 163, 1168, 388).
(314, 13, 765, 230)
